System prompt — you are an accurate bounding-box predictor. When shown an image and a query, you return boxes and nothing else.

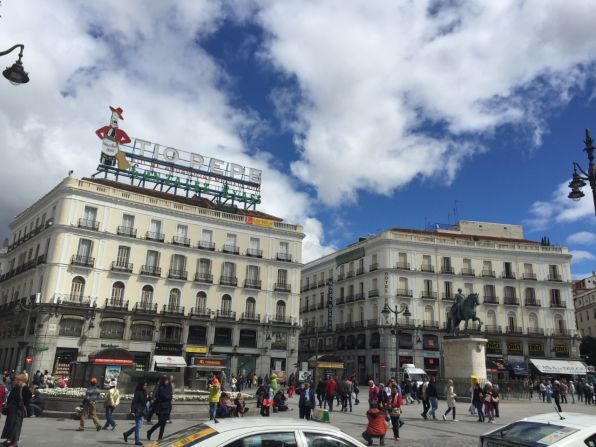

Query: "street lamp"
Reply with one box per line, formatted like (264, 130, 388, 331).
(0, 44, 29, 85)
(381, 302, 411, 379)
(567, 129, 596, 213)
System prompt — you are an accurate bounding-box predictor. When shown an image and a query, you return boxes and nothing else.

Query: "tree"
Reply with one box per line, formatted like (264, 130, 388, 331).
(579, 336, 596, 366)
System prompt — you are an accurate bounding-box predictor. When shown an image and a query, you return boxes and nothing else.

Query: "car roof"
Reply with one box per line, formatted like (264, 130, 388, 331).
(520, 412, 596, 428)
(202, 417, 343, 433)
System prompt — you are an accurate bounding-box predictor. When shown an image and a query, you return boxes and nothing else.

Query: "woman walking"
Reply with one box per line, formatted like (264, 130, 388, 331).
(484, 382, 495, 423)
(442, 379, 457, 421)
(387, 384, 403, 441)
(472, 381, 484, 422)
(147, 376, 173, 441)
(1, 373, 31, 447)
(123, 382, 148, 446)
(102, 381, 120, 430)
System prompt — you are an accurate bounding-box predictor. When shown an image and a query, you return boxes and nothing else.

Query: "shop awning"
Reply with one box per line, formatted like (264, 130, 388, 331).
(153, 355, 187, 368)
(508, 361, 529, 376)
(486, 358, 507, 373)
(529, 359, 587, 375)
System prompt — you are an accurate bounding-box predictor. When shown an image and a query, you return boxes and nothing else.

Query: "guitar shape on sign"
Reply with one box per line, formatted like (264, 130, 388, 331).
(95, 106, 131, 170)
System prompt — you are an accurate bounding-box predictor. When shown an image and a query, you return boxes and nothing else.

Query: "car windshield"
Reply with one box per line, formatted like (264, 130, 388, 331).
(147, 423, 218, 446)
(485, 421, 579, 446)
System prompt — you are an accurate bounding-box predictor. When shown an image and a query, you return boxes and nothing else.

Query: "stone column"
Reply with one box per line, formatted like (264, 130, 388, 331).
(442, 337, 487, 380)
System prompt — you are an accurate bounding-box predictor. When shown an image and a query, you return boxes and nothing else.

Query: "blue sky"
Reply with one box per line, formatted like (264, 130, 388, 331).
(2, 1, 596, 275)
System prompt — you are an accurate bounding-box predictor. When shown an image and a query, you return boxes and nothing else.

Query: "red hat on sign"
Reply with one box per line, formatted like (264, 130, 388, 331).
(90, 377, 97, 384)
(109, 106, 124, 120)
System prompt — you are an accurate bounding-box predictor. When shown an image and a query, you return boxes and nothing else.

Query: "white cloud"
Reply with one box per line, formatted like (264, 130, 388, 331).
(567, 231, 596, 246)
(0, 0, 331, 262)
(255, 0, 596, 205)
(570, 250, 596, 264)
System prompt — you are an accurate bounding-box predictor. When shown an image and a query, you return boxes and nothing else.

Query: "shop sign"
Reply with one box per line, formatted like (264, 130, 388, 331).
(486, 340, 502, 354)
(424, 357, 440, 370)
(507, 341, 523, 355)
(529, 342, 544, 354)
(244, 216, 274, 228)
(31, 345, 48, 351)
(101, 343, 119, 348)
(554, 343, 570, 357)
(399, 356, 413, 365)
(195, 358, 224, 367)
(25, 355, 33, 365)
(327, 281, 333, 331)
(155, 343, 183, 353)
(186, 346, 208, 354)
(91, 358, 134, 365)
(316, 362, 344, 369)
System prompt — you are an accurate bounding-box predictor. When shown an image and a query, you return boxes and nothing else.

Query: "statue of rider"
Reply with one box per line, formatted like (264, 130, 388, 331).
(454, 288, 465, 322)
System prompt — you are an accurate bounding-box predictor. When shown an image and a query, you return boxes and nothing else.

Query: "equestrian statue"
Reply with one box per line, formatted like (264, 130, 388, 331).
(446, 288, 483, 335)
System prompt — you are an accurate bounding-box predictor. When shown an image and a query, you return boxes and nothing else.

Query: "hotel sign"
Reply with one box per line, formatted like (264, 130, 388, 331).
(529, 342, 544, 355)
(486, 340, 502, 354)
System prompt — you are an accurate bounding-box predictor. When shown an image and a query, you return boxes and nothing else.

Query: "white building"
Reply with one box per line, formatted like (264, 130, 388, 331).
(299, 221, 579, 382)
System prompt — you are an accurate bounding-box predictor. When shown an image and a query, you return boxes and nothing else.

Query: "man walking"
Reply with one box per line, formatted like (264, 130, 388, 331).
(77, 378, 102, 431)
(103, 381, 120, 430)
(298, 382, 316, 420)
(325, 376, 338, 412)
(340, 377, 353, 412)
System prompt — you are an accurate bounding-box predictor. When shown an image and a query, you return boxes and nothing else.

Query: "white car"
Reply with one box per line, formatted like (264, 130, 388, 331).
(146, 417, 368, 447)
(479, 412, 596, 447)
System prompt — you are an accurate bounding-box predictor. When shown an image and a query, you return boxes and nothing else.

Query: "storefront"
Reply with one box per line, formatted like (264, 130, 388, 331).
(529, 359, 587, 377)
(88, 348, 135, 387)
(308, 354, 344, 383)
(486, 358, 508, 381)
(185, 345, 208, 366)
(152, 355, 187, 371)
(186, 357, 226, 389)
(53, 347, 78, 377)
(423, 357, 440, 377)
(237, 355, 257, 376)
(130, 351, 151, 371)
(154, 342, 183, 356)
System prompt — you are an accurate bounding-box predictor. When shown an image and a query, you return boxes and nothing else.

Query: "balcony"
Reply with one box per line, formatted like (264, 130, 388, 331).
(317, 302, 326, 310)
(220, 276, 238, 286)
(117, 226, 137, 238)
(422, 320, 440, 329)
(276, 252, 293, 262)
(140, 265, 161, 277)
(367, 319, 379, 329)
(216, 309, 236, 320)
(501, 272, 516, 280)
(55, 294, 94, 306)
(396, 262, 410, 271)
(356, 267, 365, 275)
(241, 312, 260, 322)
(552, 328, 573, 337)
(36, 254, 47, 265)
(503, 297, 520, 306)
(420, 265, 434, 273)
(133, 302, 158, 313)
(269, 315, 293, 325)
(168, 269, 188, 280)
(274, 283, 291, 293)
(223, 244, 240, 255)
(484, 295, 499, 304)
(522, 273, 537, 280)
(368, 289, 379, 298)
(144, 231, 164, 242)
(421, 291, 437, 300)
(172, 236, 190, 247)
(524, 298, 541, 307)
(78, 218, 99, 231)
(189, 307, 211, 318)
(396, 289, 413, 298)
(337, 273, 345, 281)
(550, 301, 567, 309)
(162, 304, 185, 315)
(441, 266, 455, 274)
(198, 240, 215, 251)
(346, 270, 355, 278)
(317, 280, 326, 287)
(345, 294, 354, 303)
(548, 274, 563, 282)
(246, 248, 263, 258)
(506, 326, 523, 335)
(397, 318, 417, 329)
(309, 283, 317, 290)
(369, 263, 378, 271)
(442, 293, 454, 301)
(244, 279, 261, 290)
(71, 255, 94, 267)
(485, 325, 501, 334)
(461, 268, 475, 276)
(354, 292, 365, 301)
(527, 328, 544, 336)
(194, 272, 213, 283)
(481, 269, 496, 278)
(335, 297, 345, 305)
(111, 261, 133, 273)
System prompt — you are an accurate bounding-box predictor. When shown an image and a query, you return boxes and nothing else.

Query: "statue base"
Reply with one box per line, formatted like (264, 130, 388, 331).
(442, 337, 487, 380)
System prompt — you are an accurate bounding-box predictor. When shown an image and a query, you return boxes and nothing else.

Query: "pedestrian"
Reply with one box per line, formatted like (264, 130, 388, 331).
(368, 380, 379, 408)
(0, 376, 6, 420)
(442, 379, 457, 421)
(340, 377, 353, 412)
(472, 381, 484, 422)
(377, 383, 389, 410)
(102, 380, 120, 430)
(539, 381, 546, 402)
(569, 380, 576, 404)
(299, 382, 316, 420)
(362, 402, 388, 446)
(552, 380, 562, 413)
(560, 380, 568, 404)
(123, 381, 148, 446)
(492, 384, 500, 418)
(260, 387, 272, 417)
(147, 375, 173, 441)
(77, 377, 101, 431)
(231, 375, 237, 393)
(28, 389, 44, 417)
(353, 378, 360, 405)
(288, 383, 295, 399)
(325, 376, 338, 412)
(483, 382, 495, 423)
(1, 373, 31, 447)
(316, 379, 326, 408)
(208, 377, 221, 423)
(546, 380, 553, 404)
(420, 379, 430, 419)
(387, 384, 403, 441)
(427, 377, 438, 420)
(256, 379, 267, 410)
(233, 392, 248, 417)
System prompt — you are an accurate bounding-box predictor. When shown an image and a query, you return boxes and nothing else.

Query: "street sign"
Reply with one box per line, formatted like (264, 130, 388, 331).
(25, 355, 33, 365)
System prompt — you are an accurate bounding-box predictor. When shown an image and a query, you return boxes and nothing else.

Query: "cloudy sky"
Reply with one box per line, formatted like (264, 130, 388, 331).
(2, 0, 596, 274)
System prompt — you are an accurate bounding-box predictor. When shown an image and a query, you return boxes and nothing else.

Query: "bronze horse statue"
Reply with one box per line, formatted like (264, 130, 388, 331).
(446, 292, 483, 335)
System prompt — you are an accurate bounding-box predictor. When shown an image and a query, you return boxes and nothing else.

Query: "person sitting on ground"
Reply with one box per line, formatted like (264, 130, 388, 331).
(233, 392, 248, 417)
(362, 402, 388, 446)
(273, 389, 289, 412)
(28, 389, 45, 417)
(216, 392, 235, 418)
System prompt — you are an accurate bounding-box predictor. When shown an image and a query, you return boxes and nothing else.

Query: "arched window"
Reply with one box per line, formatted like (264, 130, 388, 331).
(141, 285, 153, 305)
(221, 294, 232, 314)
(423, 334, 439, 350)
(399, 333, 413, 349)
(356, 333, 366, 349)
(168, 288, 181, 308)
(346, 334, 356, 349)
(507, 312, 517, 331)
(59, 317, 83, 337)
(528, 313, 538, 329)
(424, 306, 434, 323)
(111, 281, 125, 305)
(195, 291, 207, 312)
(70, 276, 85, 299)
(486, 310, 497, 328)
(276, 300, 286, 320)
(245, 297, 256, 317)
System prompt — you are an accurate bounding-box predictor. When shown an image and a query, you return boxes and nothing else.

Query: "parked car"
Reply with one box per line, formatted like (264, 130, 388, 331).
(146, 417, 368, 447)
(479, 412, 596, 447)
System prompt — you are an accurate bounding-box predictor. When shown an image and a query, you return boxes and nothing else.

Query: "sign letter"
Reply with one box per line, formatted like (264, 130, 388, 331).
(209, 158, 225, 176)
(190, 153, 204, 170)
(163, 147, 179, 163)
(248, 168, 262, 184)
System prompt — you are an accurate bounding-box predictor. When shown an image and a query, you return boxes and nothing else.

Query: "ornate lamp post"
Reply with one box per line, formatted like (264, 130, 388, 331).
(0, 44, 29, 85)
(568, 129, 596, 214)
(381, 302, 411, 379)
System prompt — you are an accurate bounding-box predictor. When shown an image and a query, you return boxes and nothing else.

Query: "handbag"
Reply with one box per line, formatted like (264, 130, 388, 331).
(391, 407, 401, 417)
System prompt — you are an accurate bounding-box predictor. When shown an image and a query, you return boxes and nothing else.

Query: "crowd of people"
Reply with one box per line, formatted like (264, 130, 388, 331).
(526, 378, 596, 407)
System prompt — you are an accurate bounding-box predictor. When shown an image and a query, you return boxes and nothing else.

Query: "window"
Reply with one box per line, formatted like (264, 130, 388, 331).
(83, 206, 97, 222)
(198, 258, 211, 275)
(528, 313, 538, 329)
(503, 262, 513, 277)
(70, 276, 85, 299)
(507, 312, 517, 330)
(277, 269, 288, 286)
(174, 224, 188, 244)
(187, 326, 207, 344)
(423, 279, 433, 293)
(214, 327, 232, 346)
(484, 284, 495, 297)
(239, 329, 257, 348)
(523, 263, 533, 275)
(372, 278, 378, 289)
(276, 300, 286, 319)
(246, 265, 260, 282)
(554, 314, 566, 332)
(131, 324, 153, 341)
(195, 292, 207, 311)
(549, 264, 560, 278)
(372, 254, 378, 265)
(77, 239, 92, 258)
(150, 219, 162, 235)
(442, 256, 452, 271)
(551, 289, 562, 305)
(145, 250, 159, 267)
(398, 252, 407, 266)
(59, 318, 83, 337)
(170, 254, 186, 272)
(121, 214, 135, 229)
(486, 310, 497, 327)
(504, 286, 516, 299)
(370, 332, 380, 349)
(245, 297, 256, 316)
(160, 325, 181, 343)
(444, 281, 453, 297)
(279, 241, 289, 254)
(110, 282, 125, 304)
(463, 258, 472, 270)
(221, 294, 232, 313)
(116, 246, 130, 265)
(424, 306, 434, 322)
(168, 288, 181, 308)
(222, 262, 236, 278)
(201, 229, 213, 243)
(225, 233, 237, 249)
(525, 288, 536, 302)
(464, 283, 473, 295)
(398, 277, 408, 292)
(100, 320, 125, 339)
(141, 285, 153, 305)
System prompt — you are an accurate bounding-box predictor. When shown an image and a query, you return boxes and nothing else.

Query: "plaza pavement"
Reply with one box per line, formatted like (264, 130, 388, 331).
(9, 396, 596, 446)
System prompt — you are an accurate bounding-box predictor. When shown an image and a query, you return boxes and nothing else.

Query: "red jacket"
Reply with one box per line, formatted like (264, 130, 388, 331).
(325, 379, 337, 396)
(366, 408, 387, 436)
(0, 385, 5, 413)
(369, 385, 379, 402)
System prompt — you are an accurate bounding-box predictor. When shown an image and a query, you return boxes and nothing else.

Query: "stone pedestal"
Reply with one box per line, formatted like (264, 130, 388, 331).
(442, 337, 487, 380)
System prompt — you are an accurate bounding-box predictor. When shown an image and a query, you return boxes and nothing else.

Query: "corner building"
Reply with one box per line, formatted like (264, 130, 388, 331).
(0, 176, 303, 378)
(299, 221, 579, 383)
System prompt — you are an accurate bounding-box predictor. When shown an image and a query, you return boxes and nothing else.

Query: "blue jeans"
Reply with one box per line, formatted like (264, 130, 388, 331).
(209, 402, 217, 420)
(103, 406, 116, 428)
(429, 397, 438, 418)
(124, 415, 144, 444)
